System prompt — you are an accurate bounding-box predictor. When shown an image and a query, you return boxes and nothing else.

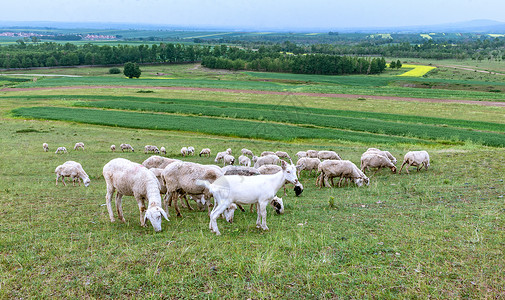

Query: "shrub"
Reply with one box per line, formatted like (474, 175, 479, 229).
(109, 67, 121, 74)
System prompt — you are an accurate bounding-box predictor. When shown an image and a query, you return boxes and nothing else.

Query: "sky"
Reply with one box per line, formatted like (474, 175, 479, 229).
(3, 0, 505, 30)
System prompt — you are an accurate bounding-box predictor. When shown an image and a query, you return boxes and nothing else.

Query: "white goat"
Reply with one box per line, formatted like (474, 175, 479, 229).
(55, 161, 90, 187)
(198, 161, 300, 235)
(399, 151, 430, 174)
(55, 147, 67, 154)
(103, 158, 169, 232)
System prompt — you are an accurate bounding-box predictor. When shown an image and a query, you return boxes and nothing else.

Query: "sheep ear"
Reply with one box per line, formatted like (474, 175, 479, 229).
(281, 160, 287, 170)
(160, 208, 169, 222)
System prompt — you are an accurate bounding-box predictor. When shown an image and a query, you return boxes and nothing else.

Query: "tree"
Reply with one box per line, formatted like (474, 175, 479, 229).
(396, 59, 402, 69)
(389, 60, 396, 68)
(123, 62, 141, 78)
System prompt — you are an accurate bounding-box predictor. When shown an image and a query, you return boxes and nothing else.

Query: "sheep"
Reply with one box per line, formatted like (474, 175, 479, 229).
(223, 154, 235, 166)
(317, 150, 341, 161)
(55, 147, 67, 154)
(149, 167, 195, 212)
(73, 142, 85, 151)
(316, 160, 369, 188)
(399, 151, 430, 174)
(360, 153, 397, 175)
(110, 144, 116, 152)
(275, 151, 291, 160)
(142, 155, 180, 169)
(261, 151, 276, 157)
(162, 161, 224, 217)
(222, 165, 260, 176)
(365, 148, 397, 165)
(197, 160, 300, 235)
(229, 196, 285, 223)
(295, 157, 321, 177)
(55, 161, 90, 187)
(296, 151, 307, 159)
(187, 146, 195, 155)
(144, 145, 160, 154)
(238, 155, 251, 167)
(253, 154, 280, 168)
(226, 148, 232, 154)
(214, 150, 229, 163)
(160, 146, 166, 155)
(199, 148, 211, 157)
(241, 148, 254, 157)
(103, 158, 169, 232)
(120, 143, 134, 152)
(43, 143, 49, 152)
(306, 150, 319, 158)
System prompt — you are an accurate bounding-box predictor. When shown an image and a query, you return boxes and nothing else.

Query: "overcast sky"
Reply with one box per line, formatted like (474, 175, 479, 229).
(3, 0, 505, 30)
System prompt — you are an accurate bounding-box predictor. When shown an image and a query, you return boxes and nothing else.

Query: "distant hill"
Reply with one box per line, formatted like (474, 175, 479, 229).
(0, 19, 505, 34)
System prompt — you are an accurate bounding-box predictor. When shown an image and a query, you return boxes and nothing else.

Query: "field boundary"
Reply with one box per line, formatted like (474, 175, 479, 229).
(3, 85, 505, 107)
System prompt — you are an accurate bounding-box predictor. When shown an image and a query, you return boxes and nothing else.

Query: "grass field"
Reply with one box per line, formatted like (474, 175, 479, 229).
(1, 63, 505, 298)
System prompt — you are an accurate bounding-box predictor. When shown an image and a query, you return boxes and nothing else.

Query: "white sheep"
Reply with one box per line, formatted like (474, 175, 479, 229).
(223, 154, 235, 166)
(110, 145, 116, 152)
(162, 161, 224, 217)
(275, 151, 291, 160)
(55, 161, 90, 187)
(144, 145, 160, 154)
(238, 155, 251, 167)
(261, 151, 276, 157)
(306, 150, 319, 158)
(253, 154, 280, 168)
(222, 165, 260, 176)
(149, 167, 196, 212)
(214, 150, 229, 163)
(187, 146, 195, 155)
(43, 143, 49, 152)
(180, 146, 188, 157)
(241, 148, 254, 157)
(296, 151, 307, 159)
(199, 148, 211, 157)
(73, 142, 85, 151)
(103, 158, 169, 232)
(316, 160, 369, 188)
(295, 157, 321, 177)
(365, 148, 397, 165)
(226, 148, 232, 154)
(197, 160, 300, 235)
(160, 146, 166, 155)
(55, 146, 67, 154)
(317, 150, 341, 160)
(120, 143, 134, 152)
(142, 155, 180, 169)
(360, 152, 397, 175)
(399, 151, 430, 174)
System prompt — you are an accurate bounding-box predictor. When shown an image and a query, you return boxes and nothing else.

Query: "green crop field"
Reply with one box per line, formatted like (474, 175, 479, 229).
(1, 62, 505, 298)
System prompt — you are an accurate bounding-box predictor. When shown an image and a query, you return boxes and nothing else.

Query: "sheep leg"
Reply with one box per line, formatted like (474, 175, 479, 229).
(257, 200, 269, 231)
(183, 195, 194, 210)
(250, 204, 255, 213)
(323, 175, 331, 188)
(136, 197, 146, 227)
(116, 193, 126, 223)
(172, 193, 182, 217)
(236, 204, 246, 212)
(398, 162, 408, 174)
(162, 193, 171, 217)
(105, 186, 115, 222)
(55, 175, 60, 186)
(61, 176, 67, 186)
(338, 177, 344, 187)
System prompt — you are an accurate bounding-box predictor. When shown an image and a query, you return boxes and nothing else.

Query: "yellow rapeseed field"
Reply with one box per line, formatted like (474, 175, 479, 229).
(397, 64, 437, 77)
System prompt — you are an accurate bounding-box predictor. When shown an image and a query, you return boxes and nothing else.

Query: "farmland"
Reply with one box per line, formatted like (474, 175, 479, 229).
(1, 61, 505, 298)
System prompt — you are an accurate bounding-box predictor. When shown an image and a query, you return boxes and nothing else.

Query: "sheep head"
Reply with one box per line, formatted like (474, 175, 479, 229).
(83, 177, 91, 187)
(270, 196, 284, 214)
(144, 206, 169, 232)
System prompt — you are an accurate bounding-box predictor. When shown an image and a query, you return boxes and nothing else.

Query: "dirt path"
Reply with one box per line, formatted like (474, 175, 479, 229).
(2, 85, 505, 107)
(436, 64, 505, 75)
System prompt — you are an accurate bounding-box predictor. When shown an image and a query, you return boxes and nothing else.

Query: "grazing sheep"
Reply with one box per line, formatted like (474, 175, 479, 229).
(306, 150, 319, 158)
(73, 142, 85, 151)
(144, 145, 160, 154)
(275, 151, 291, 160)
(214, 150, 229, 163)
(316, 160, 369, 188)
(197, 160, 300, 235)
(295, 157, 321, 177)
(103, 158, 169, 232)
(199, 148, 211, 157)
(360, 153, 397, 175)
(365, 148, 397, 165)
(226, 148, 232, 154)
(160, 146, 166, 155)
(43, 143, 49, 152)
(187, 146, 195, 155)
(55, 147, 68, 154)
(296, 151, 307, 159)
(261, 151, 276, 157)
(223, 154, 235, 166)
(399, 151, 430, 174)
(162, 162, 224, 217)
(110, 145, 116, 152)
(222, 165, 260, 176)
(238, 155, 251, 167)
(149, 167, 195, 212)
(253, 154, 280, 168)
(120, 143, 134, 152)
(317, 150, 341, 161)
(55, 161, 90, 187)
(142, 155, 180, 169)
(241, 148, 254, 157)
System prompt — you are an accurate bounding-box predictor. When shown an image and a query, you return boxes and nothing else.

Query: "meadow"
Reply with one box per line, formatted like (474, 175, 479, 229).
(0, 63, 504, 298)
